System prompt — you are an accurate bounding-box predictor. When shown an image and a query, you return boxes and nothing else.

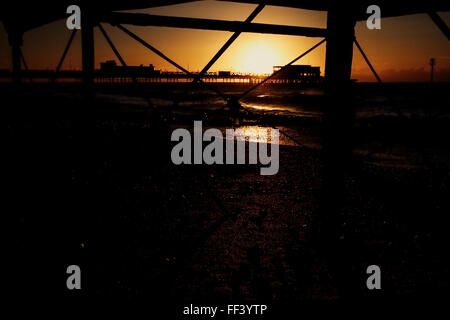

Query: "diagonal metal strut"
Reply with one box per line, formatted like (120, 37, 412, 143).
(114, 23, 230, 100)
(354, 37, 408, 120)
(56, 30, 77, 73)
(238, 38, 326, 99)
(353, 38, 381, 83)
(20, 49, 33, 83)
(52, 29, 77, 83)
(99, 23, 158, 111)
(427, 11, 450, 40)
(98, 23, 127, 67)
(115, 24, 192, 75)
(196, 4, 265, 80)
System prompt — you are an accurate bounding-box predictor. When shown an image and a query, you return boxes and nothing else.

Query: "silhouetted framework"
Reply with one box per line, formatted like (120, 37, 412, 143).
(1, 0, 449, 298)
(102, 12, 327, 37)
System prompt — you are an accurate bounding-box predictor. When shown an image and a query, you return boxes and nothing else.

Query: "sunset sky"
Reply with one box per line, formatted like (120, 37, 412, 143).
(1, 1, 449, 82)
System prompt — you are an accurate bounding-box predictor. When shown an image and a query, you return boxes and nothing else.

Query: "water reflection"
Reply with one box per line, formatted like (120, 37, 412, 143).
(219, 125, 298, 146)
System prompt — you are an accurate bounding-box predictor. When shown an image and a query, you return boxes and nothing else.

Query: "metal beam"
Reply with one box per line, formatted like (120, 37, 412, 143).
(116, 24, 191, 75)
(103, 12, 327, 37)
(82, 7, 95, 97)
(8, 31, 22, 85)
(238, 39, 326, 99)
(427, 11, 450, 40)
(53, 29, 77, 82)
(219, 1, 450, 20)
(318, 6, 358, 298)
(197, 4, 265, 78)
(98, 24, 127, 67)
(115, 24, 229, 101)
(98, 23, 157, 110)
(354, 37, 405, 119)
(320, 7, 356, 243)
(3, 1, 450, 33)
(353, 38, 382, 83)
(20, 49, 33, 83)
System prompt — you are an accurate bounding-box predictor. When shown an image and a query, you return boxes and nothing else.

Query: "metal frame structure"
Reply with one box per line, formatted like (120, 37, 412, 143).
(2, 2, 448, 89)
(1, 0, 449, 243)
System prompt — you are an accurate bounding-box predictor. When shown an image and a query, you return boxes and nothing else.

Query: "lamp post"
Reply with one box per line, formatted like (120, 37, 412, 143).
(430, 58, 436, 83)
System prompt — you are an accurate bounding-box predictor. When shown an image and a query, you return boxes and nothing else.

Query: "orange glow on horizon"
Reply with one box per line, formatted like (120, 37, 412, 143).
(0, 2, 449, 82)
(234, 40, 281, 75)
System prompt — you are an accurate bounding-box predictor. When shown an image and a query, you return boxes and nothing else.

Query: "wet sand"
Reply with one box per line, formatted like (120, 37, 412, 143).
(5, 83, 450, 311)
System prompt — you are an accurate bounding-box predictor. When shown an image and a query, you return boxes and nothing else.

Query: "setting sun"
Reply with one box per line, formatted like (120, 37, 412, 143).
(236, 40, 281, 75)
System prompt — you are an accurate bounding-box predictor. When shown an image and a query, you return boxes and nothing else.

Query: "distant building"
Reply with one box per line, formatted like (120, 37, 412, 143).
(218, 71, 231, 77)
(99, 60, 160, 76)
(100, 60, 117, 72)
(272, 65, 320, 82)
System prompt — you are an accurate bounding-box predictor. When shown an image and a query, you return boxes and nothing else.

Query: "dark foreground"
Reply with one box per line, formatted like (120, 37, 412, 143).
(5, 83, 450, 314)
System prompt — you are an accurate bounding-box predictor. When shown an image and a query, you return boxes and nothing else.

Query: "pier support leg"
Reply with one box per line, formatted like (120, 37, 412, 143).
(318, 7, 357, 298)
(9, 31, 23, 86)
(319, 7, 355, 241)
(81, 7, 95, 97)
